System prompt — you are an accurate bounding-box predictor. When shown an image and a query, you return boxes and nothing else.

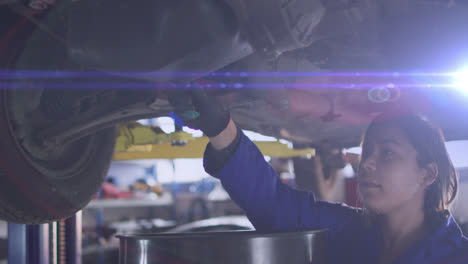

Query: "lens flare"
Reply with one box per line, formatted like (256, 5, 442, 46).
(455, 68, 468, 95)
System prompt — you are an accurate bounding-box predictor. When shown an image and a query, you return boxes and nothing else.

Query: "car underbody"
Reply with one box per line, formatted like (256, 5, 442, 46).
(0, 0, 468, 223)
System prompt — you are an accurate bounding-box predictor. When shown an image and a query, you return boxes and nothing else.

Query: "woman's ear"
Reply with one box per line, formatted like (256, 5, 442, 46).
(422, 162, 438, 187)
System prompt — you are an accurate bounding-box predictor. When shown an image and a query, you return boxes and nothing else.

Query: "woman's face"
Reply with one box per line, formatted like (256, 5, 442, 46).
(357, 124, 430, 215)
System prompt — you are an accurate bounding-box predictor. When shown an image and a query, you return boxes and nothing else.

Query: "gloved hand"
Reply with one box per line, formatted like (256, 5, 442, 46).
(169, 90, 231, 138)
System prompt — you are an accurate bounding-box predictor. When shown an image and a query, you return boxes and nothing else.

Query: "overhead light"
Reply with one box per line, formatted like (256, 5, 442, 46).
(454, 68, 468, 95)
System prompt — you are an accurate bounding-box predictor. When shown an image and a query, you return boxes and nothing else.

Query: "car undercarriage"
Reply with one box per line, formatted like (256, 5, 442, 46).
(0, 0, 468, 223)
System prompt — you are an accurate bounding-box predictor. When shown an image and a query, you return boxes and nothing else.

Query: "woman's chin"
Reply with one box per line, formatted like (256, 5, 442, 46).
(361, 199, 382, 213)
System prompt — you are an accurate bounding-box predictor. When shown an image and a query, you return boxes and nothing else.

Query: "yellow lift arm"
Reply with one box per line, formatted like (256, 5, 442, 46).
(113, 122, 315, 160)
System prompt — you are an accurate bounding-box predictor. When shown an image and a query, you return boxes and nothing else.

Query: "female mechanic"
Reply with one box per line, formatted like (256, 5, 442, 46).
(173, 91, 468, 264)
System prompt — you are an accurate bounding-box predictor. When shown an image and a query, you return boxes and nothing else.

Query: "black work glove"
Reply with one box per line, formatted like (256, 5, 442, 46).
(169, 90, 231, 138)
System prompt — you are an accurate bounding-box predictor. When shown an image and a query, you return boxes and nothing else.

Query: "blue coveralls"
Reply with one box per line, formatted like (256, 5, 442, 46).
(203, 131, 468, 264)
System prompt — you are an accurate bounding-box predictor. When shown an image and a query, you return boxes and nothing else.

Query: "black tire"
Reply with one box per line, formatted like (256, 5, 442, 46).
(0, 7, 118, 224)
(0, 90, 116, 224)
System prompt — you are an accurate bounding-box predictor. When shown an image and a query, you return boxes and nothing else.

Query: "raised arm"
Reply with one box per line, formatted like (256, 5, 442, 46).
(205, 127, 359, 231)
(209, 118, 238, 150)
(171, 90, 360, 232)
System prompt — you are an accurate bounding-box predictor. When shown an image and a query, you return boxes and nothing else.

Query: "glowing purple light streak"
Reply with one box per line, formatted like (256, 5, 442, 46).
(0, 81, 458, 90)
(0, 70, 460, 80)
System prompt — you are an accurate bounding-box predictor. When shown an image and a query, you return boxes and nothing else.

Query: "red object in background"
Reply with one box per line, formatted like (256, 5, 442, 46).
(345, 178, 361, 208)
(99, 182, 132, 199)
(288, 74, 433, 126)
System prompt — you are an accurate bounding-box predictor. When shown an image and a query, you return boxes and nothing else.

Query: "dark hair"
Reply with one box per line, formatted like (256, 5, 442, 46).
(362, 113, 458, 220)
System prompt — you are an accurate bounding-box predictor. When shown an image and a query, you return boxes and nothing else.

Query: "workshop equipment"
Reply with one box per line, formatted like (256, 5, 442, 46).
(117, 229, 327, 264)
(114, 122, 315, 160)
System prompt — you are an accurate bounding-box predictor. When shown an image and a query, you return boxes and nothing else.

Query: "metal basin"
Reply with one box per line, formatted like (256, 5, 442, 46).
(117, 229, 327, 264)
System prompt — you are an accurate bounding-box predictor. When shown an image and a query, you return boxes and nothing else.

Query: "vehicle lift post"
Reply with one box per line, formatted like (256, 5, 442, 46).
(8, 212, 82, 264)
